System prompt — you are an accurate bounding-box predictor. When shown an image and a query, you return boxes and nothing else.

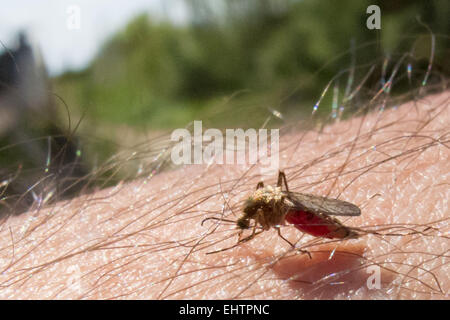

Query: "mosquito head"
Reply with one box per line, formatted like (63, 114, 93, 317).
(237, 216, 250, 229)
(240, 198, 258, 229)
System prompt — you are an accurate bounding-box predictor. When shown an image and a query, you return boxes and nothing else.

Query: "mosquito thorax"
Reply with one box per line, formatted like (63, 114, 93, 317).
(253, 185, 283, 203)
(243, 185, 282, 212)
(239, 185, 286, 230)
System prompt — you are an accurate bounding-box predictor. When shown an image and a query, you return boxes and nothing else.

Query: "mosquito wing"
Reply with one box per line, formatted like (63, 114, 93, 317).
(285, 192, 361, 216)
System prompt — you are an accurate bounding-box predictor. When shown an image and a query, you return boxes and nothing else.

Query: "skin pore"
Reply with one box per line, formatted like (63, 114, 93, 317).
(0, 90, 448, 299)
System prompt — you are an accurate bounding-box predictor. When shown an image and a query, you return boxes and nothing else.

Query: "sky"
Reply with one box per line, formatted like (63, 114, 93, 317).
(0, 0, 189, 76)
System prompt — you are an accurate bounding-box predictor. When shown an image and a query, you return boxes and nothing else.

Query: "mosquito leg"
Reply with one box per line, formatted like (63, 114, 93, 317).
(277, 171, 283, 188)
(206, 240, 243, 254)
(239, 230, 263, 244)
(201, 217, 238, 226)
(206, 228, 264, 255)
(276, 227, 311, 259)
(277, 171, 290, 193)
(276, 227, 295, 247)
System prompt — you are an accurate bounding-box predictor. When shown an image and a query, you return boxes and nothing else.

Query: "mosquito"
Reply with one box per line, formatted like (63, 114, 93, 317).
(202, 171, 361, 255)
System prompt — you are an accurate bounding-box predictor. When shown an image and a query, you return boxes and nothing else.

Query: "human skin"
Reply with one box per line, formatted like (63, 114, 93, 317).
(0, 90, 448, 299)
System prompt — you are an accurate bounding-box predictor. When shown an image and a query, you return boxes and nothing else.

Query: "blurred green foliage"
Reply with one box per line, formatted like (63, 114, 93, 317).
(53, 0, 449, 129)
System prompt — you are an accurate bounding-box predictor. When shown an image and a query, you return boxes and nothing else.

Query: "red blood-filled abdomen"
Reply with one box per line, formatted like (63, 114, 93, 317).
(285, 209, 350, 239)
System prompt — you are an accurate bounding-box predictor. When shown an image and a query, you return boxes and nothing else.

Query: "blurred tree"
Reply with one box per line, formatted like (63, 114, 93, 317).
(53, 0, 449, 128)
